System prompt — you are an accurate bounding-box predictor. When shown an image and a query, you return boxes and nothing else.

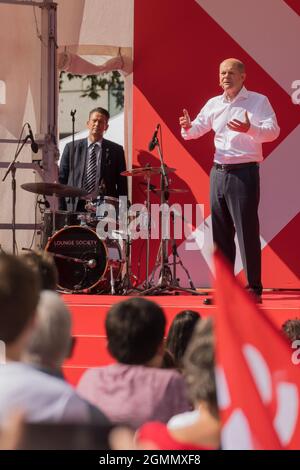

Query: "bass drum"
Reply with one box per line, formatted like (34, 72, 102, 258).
(45, 225, 123, 293)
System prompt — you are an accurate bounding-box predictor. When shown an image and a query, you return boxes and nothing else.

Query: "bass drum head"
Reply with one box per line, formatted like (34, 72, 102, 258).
(45, 226, 107, 292)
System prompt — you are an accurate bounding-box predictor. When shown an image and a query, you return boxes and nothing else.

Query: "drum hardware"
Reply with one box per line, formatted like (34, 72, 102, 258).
(70, 109, 77, 212)
(118, 227, 141, 295)
(110, 265, 115, 295)
(51, 252, 97, 268)
(85, 200, 96, 213)
(121, 163, 179, 292)
(139, 182, 189, 194)
(21, 182, 89, 248)
(45, 225, 123, 294)
(127, 135, 202, 296)
(40, 210, 91, 249)
(51, 251, 99, 293)
(121, 166, 176, 177)
(121, 165, 173, 290)
(138, 168, 152, 289)
(95, 196, 119, 224)
(21, 182, 89, 198)
(143, 205, 205, 296)
(21, 181, 133, 295)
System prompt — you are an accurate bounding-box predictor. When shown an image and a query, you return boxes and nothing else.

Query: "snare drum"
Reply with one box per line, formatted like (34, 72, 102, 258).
(45, 225, 123, 293)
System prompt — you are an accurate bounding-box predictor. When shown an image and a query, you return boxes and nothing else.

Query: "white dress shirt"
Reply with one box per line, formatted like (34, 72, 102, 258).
(87, 138, 102, 165)
(181, 87, 280, 164)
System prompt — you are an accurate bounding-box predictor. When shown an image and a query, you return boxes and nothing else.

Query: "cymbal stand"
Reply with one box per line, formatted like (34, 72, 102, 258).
(140, 128, 204, 296)
(144, 170, 153, 289)
(119, 232, 139, 295)
(70, 109, 76, 212)
(118, 199, 142, 295)
(52, 192, 58, 234)
(146, 213, 202, 295)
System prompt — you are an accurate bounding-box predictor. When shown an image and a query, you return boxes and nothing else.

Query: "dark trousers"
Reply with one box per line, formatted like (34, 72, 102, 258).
(210, 163, 262, 295)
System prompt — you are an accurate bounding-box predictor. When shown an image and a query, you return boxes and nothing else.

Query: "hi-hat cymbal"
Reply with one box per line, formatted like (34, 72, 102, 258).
(140, 182, 188, 194)
(121, 166, 176, 177)
(21, 182, 88, 198)
(149, 188, 188, 194)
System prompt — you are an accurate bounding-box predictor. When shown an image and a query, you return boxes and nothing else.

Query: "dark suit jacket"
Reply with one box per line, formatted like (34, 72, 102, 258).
(58, 138, 128, 211)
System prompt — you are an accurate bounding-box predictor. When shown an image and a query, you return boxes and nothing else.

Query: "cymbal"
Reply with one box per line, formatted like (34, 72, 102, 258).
(21, 182, 88, 198)
(140, 182, 188, 194)
(121, 166, 176, 177)
(149, 188, 189, 194)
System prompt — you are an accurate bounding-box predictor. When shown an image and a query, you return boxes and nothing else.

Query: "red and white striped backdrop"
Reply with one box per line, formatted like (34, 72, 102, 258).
(132, 0, 300, 288)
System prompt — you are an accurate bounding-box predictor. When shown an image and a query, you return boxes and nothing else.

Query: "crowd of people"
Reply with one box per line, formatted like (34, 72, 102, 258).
(0, 249, 297, 450)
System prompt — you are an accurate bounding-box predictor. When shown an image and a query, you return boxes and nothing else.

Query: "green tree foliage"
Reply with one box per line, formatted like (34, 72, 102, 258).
(59, 71, 124, 109)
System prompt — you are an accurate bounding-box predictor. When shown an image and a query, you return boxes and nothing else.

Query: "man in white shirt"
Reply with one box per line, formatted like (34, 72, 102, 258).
(180, 58, 280, 302)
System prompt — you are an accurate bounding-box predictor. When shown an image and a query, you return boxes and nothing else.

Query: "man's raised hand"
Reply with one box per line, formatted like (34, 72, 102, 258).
(179, 109, 192, 130)
(227, 110, 250, 133)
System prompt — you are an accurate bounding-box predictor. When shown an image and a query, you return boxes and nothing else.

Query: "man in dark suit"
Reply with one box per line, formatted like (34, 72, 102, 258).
(59, 107, 128, 211)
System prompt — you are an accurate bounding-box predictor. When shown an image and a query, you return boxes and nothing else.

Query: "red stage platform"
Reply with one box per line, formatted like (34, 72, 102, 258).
(62, 291, 300, 386)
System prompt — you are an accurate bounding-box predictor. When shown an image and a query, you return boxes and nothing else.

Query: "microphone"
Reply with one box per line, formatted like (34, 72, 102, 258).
(26, 123, 39, 153)
(148, 124, 160, 151)
(87, 259, 97, 269)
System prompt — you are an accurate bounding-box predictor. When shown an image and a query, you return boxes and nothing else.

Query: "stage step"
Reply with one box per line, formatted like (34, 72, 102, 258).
(62, 292, 300, 386)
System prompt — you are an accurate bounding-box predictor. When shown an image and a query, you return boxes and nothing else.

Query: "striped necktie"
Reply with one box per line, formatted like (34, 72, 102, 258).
(84, 143, 97, 194)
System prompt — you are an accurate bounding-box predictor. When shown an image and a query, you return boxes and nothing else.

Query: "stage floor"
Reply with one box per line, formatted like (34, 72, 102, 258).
(62, 290, 300, 386)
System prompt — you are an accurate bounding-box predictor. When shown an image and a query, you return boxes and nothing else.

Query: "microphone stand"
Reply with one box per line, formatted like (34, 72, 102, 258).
(70, 109, 76, 212)
(140, 126, 204, 296)
(2, 132, 30, 255)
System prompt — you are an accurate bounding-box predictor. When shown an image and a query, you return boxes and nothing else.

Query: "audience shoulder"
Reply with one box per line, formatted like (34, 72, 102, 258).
(155, 366, 188, 389)
(76, 366, 101, 393)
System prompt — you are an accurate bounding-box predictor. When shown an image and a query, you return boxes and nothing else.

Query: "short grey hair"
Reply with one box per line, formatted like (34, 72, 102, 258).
(24, 291, 72, 369)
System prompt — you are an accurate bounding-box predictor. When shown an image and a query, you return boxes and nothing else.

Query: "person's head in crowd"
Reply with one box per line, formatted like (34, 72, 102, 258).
(183, 317, 218, 419)
(282, 318, 300, 343)
(166, 310, 201, 370)
(23, 290, 74, 377)
(105, 297, 166, 367)
(137, 317, 221, 450)
(21, 250, 58, 291)
(0, 254, 40, 360)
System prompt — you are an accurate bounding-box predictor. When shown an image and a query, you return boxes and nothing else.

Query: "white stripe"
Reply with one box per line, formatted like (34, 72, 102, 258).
(195, 0, 300, 94)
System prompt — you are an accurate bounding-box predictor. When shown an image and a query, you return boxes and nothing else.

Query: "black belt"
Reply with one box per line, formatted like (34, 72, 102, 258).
(214, 162, 258, 171)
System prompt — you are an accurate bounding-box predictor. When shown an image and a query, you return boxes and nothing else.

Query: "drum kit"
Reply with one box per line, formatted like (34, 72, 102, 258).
(21, 181, 123, 294)
(21, 165, 199, 296)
